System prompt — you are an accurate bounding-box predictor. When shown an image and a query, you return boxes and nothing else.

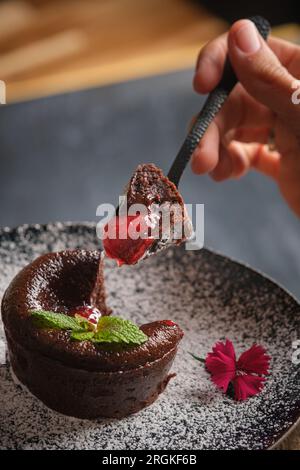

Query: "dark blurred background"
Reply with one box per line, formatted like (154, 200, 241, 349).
(0, 0, 300, 297)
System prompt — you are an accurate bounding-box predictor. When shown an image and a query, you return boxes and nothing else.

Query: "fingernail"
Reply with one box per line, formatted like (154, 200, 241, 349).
(234, 21, 261, 54)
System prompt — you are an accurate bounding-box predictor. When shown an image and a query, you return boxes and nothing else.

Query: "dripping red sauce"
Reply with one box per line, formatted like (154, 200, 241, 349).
(69, 305, 102, 326)
(103, 214, 154, 266)
(159, 320, 177, 327)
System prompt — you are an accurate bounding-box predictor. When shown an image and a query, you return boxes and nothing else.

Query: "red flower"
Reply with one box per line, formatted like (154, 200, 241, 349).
(205, 340, 271, 401)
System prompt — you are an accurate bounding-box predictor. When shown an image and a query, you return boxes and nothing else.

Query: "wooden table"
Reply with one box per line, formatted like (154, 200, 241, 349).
(1, 0, 299, 103)
(0, 0, 227, 102)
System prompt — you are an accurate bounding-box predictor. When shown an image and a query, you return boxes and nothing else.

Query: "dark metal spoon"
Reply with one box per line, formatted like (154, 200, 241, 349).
(167, 15, 270, 187)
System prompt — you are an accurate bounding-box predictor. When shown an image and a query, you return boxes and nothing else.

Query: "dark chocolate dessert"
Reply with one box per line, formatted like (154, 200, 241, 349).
(1, 249, 183, 419)
(103, 164, 193, 265)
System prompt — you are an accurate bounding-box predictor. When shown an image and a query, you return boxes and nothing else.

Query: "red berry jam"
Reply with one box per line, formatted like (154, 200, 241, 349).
(160, 320, 177, 327)
(70, 306, 102, 326)
(103, 214, 154, 266)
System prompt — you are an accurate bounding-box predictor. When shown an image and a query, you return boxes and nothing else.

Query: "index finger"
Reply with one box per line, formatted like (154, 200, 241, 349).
(194, 32, 300, 94)
(193, 33, 228, 94)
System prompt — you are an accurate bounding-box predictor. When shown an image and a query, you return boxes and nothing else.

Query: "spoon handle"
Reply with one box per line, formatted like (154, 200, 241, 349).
(167, 16, 270, 187)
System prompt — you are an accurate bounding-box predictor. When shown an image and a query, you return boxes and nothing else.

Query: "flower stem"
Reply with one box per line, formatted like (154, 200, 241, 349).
(188, 351, 205, 364)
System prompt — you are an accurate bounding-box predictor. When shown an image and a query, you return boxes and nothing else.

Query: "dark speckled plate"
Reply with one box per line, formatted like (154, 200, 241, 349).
(0, 223, 299, 450)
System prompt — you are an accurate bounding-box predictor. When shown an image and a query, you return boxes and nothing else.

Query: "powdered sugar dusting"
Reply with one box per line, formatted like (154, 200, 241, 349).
(0, 223, 299, 450)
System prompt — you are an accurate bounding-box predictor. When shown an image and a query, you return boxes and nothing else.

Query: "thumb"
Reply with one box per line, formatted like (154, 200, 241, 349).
(228, 20, 298, 123)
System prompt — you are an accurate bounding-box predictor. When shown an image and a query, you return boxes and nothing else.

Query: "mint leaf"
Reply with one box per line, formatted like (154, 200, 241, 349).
(74, 314, 95, 331)
(92, 316, 148, 345)
(70, 330, 95, 341)
(30, 310, 82, 331)
(30, 310, 148, 346)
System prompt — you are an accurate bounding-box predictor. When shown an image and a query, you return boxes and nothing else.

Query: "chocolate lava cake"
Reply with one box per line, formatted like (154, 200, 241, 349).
(103, 163, 193, 265)
(1, 249, 183, 419)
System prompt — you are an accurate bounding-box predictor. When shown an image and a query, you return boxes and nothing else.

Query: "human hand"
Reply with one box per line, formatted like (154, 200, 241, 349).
(192, 19, 300, 217)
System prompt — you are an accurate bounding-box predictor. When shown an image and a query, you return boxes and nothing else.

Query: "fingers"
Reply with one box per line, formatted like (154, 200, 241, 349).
(192, 20, 299, 183)
(210, 142, 281, 181)
(212, 85, 275, 136)
(250, 144, 281, 179)
(194, 29, 300, 95)
(268, 37, 300, 77)
(228, 126, 271, 144)
(228, 20, 299, 125)
(191, 121, 219, 174)
(191, 85, 275, 175)
(191, 122, 272, 176)
(209, 146, 233, 181)
(193, 33, 227, 94)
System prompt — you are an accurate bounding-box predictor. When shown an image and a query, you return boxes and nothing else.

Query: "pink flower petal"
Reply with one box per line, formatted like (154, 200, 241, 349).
(211, 339, 236, 362)
(233, 374, 265, 401)
(206, 340, 236, 392)
(237, 344, 271, 375)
